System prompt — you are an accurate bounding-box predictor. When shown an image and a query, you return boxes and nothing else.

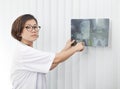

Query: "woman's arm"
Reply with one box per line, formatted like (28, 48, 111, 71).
(50, 40, 84, 70)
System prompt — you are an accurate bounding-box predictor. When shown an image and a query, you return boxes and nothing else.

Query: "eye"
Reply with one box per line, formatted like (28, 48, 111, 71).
(25, 26, 31, 29)
(33, 26, 37, 29)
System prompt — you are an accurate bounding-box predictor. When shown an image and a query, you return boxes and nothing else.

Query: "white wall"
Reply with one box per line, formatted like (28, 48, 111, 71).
(0, 0, 38, 89)
(0, 0, 120, 89)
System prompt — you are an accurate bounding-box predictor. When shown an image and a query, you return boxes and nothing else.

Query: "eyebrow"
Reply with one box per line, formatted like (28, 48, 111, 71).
(25, 24, 37, 26)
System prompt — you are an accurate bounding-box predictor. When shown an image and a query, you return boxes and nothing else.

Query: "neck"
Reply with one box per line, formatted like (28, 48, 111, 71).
(21, 39, 33, 47)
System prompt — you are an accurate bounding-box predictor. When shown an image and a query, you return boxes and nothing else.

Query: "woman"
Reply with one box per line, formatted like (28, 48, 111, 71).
(11, 14, 84, 89)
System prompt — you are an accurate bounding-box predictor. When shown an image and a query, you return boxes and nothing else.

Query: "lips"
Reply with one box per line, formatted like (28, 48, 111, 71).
(31, 34, 39, 37)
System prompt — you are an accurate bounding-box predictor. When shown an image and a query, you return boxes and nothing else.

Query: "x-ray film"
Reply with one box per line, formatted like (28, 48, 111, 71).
(71, 19, 109, 47)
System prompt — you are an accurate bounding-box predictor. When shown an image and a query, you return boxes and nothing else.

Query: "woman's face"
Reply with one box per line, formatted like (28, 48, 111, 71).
(21, 19, 39, 43)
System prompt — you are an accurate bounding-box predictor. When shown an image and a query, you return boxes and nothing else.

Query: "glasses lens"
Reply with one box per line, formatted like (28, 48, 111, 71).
(25, 25, 41, 32)
(25, 26, 31, 29)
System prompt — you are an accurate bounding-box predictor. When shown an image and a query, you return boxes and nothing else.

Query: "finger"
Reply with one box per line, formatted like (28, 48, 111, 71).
(79, 42, 85, 46)
(71, 40, 75, 43)
(81, 42, 85, 45)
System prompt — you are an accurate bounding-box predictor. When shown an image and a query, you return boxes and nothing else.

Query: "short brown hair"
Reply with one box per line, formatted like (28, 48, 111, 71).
(11, 14, 38, 41)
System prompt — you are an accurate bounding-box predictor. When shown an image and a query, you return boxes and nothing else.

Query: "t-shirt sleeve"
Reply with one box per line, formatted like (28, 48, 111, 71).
(14, 44, 55, 73)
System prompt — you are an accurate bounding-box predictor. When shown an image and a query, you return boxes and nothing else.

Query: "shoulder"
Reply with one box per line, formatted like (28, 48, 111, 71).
(15, 41, 55, 57)
(15, 42, 47, 55)
(16, 42, 37, 53)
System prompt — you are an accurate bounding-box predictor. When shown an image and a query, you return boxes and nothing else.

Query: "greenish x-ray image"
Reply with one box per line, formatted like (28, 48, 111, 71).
(71, 19, 109, 47)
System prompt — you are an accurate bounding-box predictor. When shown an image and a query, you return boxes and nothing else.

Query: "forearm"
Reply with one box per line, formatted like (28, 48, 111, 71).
(50, 41, 84, 70)
(53, 47, 76, 64)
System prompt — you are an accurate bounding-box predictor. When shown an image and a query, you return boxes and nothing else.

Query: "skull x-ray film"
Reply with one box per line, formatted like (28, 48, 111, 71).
(71, 19, 109, 47)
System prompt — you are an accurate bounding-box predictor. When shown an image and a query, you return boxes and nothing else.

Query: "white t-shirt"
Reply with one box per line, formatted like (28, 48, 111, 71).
(11, 42, 55, 89)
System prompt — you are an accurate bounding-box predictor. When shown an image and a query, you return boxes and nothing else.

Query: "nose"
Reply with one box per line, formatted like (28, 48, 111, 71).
(31, 29, 38, 33)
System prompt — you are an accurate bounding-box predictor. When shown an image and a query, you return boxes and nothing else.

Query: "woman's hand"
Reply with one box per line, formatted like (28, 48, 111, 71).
(62, 39, 84, 52)
(74, 42, 85, 52)
(63, 39, 75, 51)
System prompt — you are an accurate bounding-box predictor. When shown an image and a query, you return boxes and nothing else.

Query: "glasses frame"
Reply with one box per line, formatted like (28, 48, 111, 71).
(24, 25, 41, 32)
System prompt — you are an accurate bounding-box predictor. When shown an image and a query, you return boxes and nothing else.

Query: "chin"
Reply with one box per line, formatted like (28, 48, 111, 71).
(31, 39, 37, 42)
(31, 36, 39, 41)
(32, 38, 38, 41)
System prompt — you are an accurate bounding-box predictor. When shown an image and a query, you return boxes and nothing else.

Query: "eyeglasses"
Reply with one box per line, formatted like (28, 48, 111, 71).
(24, 25, 41, 32)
